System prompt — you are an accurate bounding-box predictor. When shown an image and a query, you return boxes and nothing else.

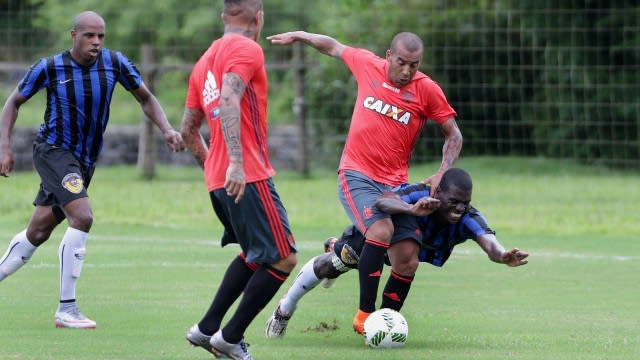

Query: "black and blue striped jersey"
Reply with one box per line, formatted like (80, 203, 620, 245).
(391, 182, 495, 267)
(18, 49, 143, 167)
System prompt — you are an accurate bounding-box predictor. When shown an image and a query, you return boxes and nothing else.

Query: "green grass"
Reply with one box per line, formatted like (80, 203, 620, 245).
(1, 157, 639, 359)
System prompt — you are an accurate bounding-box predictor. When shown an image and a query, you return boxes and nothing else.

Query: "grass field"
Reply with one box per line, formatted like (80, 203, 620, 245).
(1, 157, 639, 359)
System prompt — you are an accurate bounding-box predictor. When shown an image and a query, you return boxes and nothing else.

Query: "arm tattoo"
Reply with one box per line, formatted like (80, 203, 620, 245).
(220, 72, 246, 163)
(442, 131, 463, 168)
(180, 108, 207, 168)
(440, 120, 463, 170)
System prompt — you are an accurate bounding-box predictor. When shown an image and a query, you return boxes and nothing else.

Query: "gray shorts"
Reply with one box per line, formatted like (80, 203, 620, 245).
(210, 178, 297, 264)
(337, 169, 394, 234)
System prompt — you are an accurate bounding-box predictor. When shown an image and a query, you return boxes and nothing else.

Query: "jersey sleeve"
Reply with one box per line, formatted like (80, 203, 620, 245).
(115, 51, 143, 91)
(392, 183, 430, 204)
(223, 40, 264, 86)
(341, 47, 377, 76)
(185, 70, 201, 109)
(18, 59, 48, 99)
(461, 206, 496, 239)
(420, 78, 457, 124)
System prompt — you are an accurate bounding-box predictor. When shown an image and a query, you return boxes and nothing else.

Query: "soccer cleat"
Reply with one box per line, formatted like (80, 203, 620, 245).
(210, 330, 252, 360)
(186, 324, 227, 358)
(352, 309, 371, 335)
(320, 236, 339, 288)
(323, 237, 338, 253)
(265, 305, 291, 339)
(54, 306, 96, 329)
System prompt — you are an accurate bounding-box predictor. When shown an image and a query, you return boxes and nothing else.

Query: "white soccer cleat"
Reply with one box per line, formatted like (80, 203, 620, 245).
(265, 305, 291, 339)
(186, 324, 227, 358)
(54, 306, 96, 329)
(210, 330, 252, 360)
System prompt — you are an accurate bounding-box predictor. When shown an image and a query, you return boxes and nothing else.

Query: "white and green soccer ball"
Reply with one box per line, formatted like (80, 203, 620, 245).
(363, 308, 409, 348)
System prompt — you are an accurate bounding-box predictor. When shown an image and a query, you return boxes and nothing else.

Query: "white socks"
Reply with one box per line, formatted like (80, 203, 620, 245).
(278, 256, 322, 316)
(1, 227, 89, 304)
(59, 227, 88, 301)
(0, 230, 37, 282)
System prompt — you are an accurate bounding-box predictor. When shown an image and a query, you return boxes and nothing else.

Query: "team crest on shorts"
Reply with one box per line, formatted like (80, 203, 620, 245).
(340, 244, 359, 265)
(61, 173, 84, 194)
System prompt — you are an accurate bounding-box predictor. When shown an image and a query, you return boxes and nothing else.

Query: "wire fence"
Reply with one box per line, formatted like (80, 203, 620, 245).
(1, 2, 638, 170)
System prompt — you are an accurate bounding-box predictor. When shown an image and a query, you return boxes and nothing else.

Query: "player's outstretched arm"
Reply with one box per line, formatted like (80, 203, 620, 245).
(499, 248, 529, 267)
(475, 233, 529, 267)
(267, 31, 346, 59)
(132, 84, 184, 152)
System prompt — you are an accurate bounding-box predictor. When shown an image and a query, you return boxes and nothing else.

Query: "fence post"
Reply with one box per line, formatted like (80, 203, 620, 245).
(292, 42, 310, 177)
(137, 44, 156, 179)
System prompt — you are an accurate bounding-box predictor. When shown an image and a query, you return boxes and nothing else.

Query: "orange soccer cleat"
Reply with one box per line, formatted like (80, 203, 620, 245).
(352, 309, 371, 335)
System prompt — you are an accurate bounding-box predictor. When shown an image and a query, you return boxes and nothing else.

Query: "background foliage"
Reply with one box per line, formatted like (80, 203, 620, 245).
(0, 1, 638, 168)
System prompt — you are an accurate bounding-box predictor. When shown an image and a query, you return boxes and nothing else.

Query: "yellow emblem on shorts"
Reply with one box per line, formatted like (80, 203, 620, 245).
(61, 173, 84, 194)
(340, 244, 359, 265)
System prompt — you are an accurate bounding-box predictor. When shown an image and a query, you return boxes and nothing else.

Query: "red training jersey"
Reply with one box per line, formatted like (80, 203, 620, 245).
(340, 47, 457, 186)
(185, 34, 274, 191)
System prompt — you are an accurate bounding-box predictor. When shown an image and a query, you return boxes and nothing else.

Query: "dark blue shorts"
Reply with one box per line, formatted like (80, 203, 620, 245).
(32, 141, 94, 221)
(210, 178, 297, 264)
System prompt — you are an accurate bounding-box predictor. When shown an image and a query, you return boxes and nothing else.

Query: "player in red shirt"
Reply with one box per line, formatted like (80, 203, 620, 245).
(268, 31, 463, 335)
(180, 1, 296, 359)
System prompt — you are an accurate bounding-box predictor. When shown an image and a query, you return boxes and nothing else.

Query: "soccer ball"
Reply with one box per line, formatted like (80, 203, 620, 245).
(363, 308, 409, 348)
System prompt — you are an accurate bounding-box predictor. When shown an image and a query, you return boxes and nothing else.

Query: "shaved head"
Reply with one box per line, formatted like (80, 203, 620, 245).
(69, 11, 105, 66)
(439, 168, 473, 193)
(221, 0, 264, 40)
(223, 0, 263, 22)
(390, 32, 423, 53)
(72, 11, 105, 32)
(385, 32, 424, 87)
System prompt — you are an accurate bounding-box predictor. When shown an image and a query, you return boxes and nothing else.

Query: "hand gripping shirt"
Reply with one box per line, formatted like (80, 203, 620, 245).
(18, 49, 142, 167)
(340, 47, 457, 186)
(185, 34, 274, 191)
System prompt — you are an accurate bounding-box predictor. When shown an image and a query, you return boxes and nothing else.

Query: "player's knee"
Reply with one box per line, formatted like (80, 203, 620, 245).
(67, 212, 93, 232)
(26, 227, 53, 245)
(391, 257, 418, 276)
(376, 226, 394, 243)
(367, 219, 394, 243)
(313, 253, 343, 278)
